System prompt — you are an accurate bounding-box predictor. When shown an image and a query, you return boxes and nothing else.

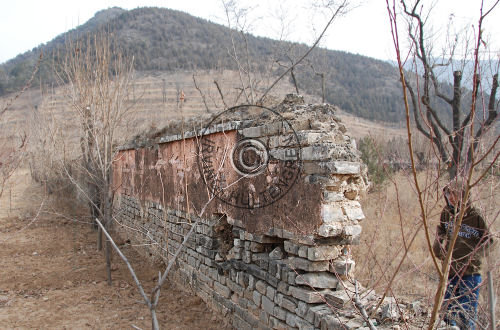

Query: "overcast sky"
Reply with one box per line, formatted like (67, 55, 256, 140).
(1, 0, 499, 64)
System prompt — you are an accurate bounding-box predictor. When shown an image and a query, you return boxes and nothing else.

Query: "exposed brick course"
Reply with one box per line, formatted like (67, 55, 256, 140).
(112, 98, 371, 329)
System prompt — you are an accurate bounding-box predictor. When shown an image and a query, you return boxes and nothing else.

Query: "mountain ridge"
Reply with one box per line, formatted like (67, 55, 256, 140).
(0, 6, 436, 123)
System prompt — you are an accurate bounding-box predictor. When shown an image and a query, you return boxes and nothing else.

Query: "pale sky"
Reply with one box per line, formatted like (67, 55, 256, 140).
(1, 0, 499, 64)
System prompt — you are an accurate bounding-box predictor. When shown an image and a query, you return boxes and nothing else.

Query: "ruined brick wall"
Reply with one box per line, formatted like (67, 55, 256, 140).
(112, 98, 372, 329)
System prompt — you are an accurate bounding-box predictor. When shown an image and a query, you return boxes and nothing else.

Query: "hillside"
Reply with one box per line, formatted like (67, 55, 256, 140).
(0, 6, 409, 123)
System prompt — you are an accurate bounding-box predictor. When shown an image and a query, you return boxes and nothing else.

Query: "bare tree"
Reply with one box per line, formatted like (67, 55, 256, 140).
(401, 0, 499, 179)
(55, 30, 135, 284)
(386, 0, 499, 328)
(0, 54, 41, 199)
(206, 0, 350, 108)
(95, 193, 217, 330)
(259, 0, 350, 103)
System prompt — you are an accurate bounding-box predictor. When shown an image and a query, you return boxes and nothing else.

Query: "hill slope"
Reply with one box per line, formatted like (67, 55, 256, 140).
(0, 7, 409, 123)
(6, 6, 491, 125)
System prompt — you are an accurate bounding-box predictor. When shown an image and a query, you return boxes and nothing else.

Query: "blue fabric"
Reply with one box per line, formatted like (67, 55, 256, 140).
(443, 274, 482, 329)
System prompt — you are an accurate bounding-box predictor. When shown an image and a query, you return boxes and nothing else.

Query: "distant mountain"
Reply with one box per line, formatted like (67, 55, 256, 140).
(390, 59, 499, 88)
(0, 6, 472, 124)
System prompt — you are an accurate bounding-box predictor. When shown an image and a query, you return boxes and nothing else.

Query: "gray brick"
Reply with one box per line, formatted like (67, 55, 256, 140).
(321, 204, 346, 224)
(323, 191, 344, 202)
(286, 257, 329, 272)
(232, 315, 252, 330)
(269, 132, 322, 148)
(285, 312, 297, 327)
(243, 288, 253, 301)
(248, 275, 256, 290)
(275, 292, 284, 305)
(289, 286, 332, 304)
(230, 268, 237, 282)
(269, 316, 288, 330)
(309, 304, 334, 328)
(295, 272, 339, 289)
(269, 247, 284, 260)
(255, 258, 269, 271)
(273, 306, 287, 321)
(237, 271, 249, 288)
(277, 281, 289, 295)
(329, 259, 355, 276)
(208, 267, 218, 281)
(262, 296, 275, 315)
(252, 252, 269, 261)
(204, 257, 215, 267)
(243, 250, 252, 264)
(296, 301, 309, 318)
(298, 245, 308, 258)
(305, 306, 315, 324)
(237, 296, 251, 309)
(256, 280, 267, 295)
(218, 274, 226, 285)
(324, 290, 352, 309)
(266, 272, 279, 288)
(233, 248, 243, 260)
(250, 242, 265, 252)
(197, 272, 213, 287)
(259, 310, 269, 325)
(227, 279, 244, 294)
(307, 245, 341, 261)
(320, 315, 350, 330)
(295, 317, 315, 330)
(195, 246, 217, 259)
(281, 266, 291, 283)
(213, 281, 231, 299)
(303, 161, 360, 174)
(240, 126, 262, 138)
(281, 296, 297, 313)
(343, 203, 365, 221)
(253, 290, 262, 307)
(342, 224, 363, 243)
(284, 240, 299, 255)
(266, 285, 276, 301)
(268, 260, 278, 278)
(246, 299, 259, 314)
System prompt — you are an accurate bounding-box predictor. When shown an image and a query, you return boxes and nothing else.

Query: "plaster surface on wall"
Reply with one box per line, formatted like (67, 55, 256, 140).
(112, 97, 387, 329)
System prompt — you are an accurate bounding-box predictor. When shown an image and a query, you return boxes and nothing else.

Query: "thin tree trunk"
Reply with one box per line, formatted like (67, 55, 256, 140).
(321, 73, 325, 103)
(151, 309, 159, 330)
(487, 270, 496, 330)
(104, 180, 113, 285)
(97, 227, 103, 250)
(105, 239, 112, 285)
(290, 68, 299, 94)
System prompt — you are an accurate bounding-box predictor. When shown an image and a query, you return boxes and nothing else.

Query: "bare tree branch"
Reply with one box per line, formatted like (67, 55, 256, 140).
(192, 73, 211, 112)
(258, 0, 348, 103)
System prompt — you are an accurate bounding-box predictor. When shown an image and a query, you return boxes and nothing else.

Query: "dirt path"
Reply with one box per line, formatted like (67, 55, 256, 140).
(0, 169, 229, 329)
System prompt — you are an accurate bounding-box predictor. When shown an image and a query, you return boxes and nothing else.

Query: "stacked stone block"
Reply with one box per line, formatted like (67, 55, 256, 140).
(116, 194, 379, 329)
(112, 98, 391, 329)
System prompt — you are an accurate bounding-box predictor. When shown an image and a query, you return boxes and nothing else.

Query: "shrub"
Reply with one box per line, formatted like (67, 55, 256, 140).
(358, 136, 392, 188)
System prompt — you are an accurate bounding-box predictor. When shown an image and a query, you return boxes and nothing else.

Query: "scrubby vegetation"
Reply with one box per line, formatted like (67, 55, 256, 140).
(0, 7, 461, 124)
(358, 136, 392, 188)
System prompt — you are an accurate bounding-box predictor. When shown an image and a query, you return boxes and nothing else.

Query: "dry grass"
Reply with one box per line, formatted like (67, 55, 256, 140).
(3, 66, 497, 326)
(0, 68, 410, 150)
(353, 170, 500, 325)
(0, 168, 230, 329)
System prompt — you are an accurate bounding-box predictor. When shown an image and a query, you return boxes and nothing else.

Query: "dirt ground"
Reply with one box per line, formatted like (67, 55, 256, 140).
(0, 169, 230, 329)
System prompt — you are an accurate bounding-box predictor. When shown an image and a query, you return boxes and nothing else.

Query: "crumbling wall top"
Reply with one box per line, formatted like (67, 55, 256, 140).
(114, 95, 366, 244)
